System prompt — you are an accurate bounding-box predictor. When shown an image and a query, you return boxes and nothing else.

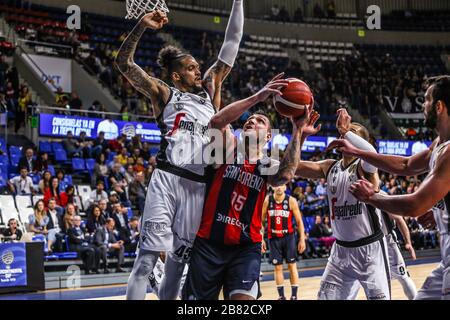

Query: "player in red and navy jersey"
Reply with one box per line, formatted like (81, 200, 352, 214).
(182, 91, 319, 300)
(261, 184, 306, 300)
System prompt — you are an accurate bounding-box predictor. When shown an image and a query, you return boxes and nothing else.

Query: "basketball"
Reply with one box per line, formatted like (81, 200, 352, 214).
(273, 78, 314, 118)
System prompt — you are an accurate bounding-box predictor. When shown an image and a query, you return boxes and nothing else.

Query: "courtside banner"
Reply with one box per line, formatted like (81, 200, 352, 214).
(0, 243, 27, 288)
(378, 140, 432, 156)
(39, 113, 161, 143)
(21, 54, 72, 92)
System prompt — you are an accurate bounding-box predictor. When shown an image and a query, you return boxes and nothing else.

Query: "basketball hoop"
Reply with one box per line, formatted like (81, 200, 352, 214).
(125, 0, 169, 20)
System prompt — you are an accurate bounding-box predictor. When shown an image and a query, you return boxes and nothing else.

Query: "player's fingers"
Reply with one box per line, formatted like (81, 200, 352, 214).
(315, 123, 322, 132)
(267, 89, 283, 96)
(270, 72, 285, 82)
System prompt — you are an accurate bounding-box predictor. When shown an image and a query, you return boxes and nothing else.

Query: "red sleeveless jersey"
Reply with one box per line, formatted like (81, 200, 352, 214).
(196, 159, 268, 245)
(267, 195, 294, 239)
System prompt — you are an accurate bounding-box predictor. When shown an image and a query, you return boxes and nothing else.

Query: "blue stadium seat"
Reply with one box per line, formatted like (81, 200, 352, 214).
(72, 158, 86, 172)
(85, 158, 96, 173)
(0, 172, 7, 188)
(9, 146, 22, 158)
(54, 149, 68, 162)
(47, 165, 55, 176)
(0, 155, 9, 167)
(63, 175, 73, 186)
(39, 141, 52, 154)
(0, 138, 6, 153)
(9, 154, 20, 167)
(51, 142, 64, 153)
(107, 152, 116, 163)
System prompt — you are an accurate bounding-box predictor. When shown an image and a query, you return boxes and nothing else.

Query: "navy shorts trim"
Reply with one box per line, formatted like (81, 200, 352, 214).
(182, 237, 262, 300)
(268, 233, 297, 265)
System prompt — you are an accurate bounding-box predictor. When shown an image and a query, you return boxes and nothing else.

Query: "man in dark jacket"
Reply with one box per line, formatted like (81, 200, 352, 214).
(94, 218, 125, 273)
(128, 171, 147, 214)
(67, 215, 100, 274)
(18, 147, 37, 173)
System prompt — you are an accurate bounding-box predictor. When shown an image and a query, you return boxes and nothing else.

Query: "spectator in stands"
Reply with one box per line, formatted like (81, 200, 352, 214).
(108, 134, 127, 153)
(92, 153, 109, 187)
(314, 178, 328, 206)
(87, 100, 101, 117)
(62, 203, 77, 234)
(86, 204, 106, 235)
(18, 147, 37, 173)
(15, 85, 32, 133)
(55, 87, 66, 109)
(35, 151, 49, 173)
(313, 3, 325, 18)
(124, 164, 135, 184)
(63, 131, 84, 158)
(131, 147, 141, 163)
(69, 91, 82, 111)
(44, 176, 63, 209)
(141, 142, 151, 161)
(326, 0, 336, 18)
(270, 4, 280, 21)
(77, 131, 93, 158)
(38, 170, 52, 194)
(60, 185, 76, 208)
(28, 199, 51, 251)
(133, 157, 145, 173)
(109, 163, 128, 189)
(5, 81, 17, 115)
(67, 215, 101, 274)
(56, 170, 69, 192)
(293, 7, 304, 23)
(304, 185, 321, 214)
(92, 131, 110, 158)
(97, 118, 119, 140)
(94, 218, 125, 273)
(46, 198, 65, 252)
(98, 199, 110, 219)
(2, 218, 23, 242)
(279, 6, 290, 22)
(123, 216, 140, 253)
(111, 202, 129, 234)
(127, 135, 142, 152)
(8, 166, 36, 195)
(111, 184, 131, 207)
(88, 181, 108, 207)
(129, 171, 146, 214)
(119, 104, 130, 121)
(117, 147, 128, 166)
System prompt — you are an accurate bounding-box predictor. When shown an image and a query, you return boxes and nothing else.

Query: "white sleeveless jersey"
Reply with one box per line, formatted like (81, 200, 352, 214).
(429, 140, 450, 235)
(156, 87, 216, 176)
(326, 159, 383, 242)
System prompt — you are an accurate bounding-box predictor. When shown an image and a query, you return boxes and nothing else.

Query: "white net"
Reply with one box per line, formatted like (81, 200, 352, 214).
(125, 0, 169, 20)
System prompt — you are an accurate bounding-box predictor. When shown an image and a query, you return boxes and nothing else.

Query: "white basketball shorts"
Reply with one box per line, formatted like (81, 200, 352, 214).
(139, 168, 206, 263)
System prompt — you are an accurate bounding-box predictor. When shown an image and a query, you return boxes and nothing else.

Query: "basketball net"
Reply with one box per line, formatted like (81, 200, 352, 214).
(125, 0, 169, 19)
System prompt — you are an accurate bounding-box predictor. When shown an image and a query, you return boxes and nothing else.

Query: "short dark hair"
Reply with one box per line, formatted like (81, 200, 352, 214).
(130, 216, 139, 222)
(252, 109, 273, 129)
(351, 122, 370, 141)
(19, 166, 28, 171)
(426, 75, 450, 116)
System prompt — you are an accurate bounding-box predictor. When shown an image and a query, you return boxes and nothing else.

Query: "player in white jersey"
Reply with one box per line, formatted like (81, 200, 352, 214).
(330, 75, 450, 299)
(347, 192, 418, 300)
(296, 109, 391, 300)
(115, 2, 245, 300)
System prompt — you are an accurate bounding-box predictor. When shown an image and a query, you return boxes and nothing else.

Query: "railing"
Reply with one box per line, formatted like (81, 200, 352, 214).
(30, 105, 156, 122)
(17, 39, 73, 57)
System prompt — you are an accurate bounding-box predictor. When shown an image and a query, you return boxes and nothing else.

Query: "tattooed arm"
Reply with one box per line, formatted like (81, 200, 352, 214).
(202, 61, 232, 109)
(115, 11, 170, 118)
(267, 108, 314, 187)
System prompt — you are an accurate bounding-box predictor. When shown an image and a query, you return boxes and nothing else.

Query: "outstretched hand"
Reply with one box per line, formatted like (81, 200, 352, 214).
(254, 73, 289, 102)
(140, 10, 169, 30)
(294, 108, 321, 136)
(326, 139, 362, 157)
(336, 108, 352, 137)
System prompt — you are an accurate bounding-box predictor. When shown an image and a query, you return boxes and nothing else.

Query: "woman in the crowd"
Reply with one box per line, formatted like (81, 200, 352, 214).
(86, 205, 106, 235)
(92, 153, 109, 187)
(38, 170, 52, 194)
(60, 185, 76, 209)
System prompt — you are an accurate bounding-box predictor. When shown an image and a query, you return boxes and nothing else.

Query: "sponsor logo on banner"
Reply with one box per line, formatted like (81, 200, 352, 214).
(0, 243, 27, 287)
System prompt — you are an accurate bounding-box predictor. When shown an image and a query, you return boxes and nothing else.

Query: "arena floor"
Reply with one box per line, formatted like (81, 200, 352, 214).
(0, 256, 440, 300)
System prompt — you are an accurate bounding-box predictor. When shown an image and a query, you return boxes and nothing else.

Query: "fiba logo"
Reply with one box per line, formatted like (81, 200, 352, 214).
(121, 123, 136, 139)
(1, 250, 14, 266)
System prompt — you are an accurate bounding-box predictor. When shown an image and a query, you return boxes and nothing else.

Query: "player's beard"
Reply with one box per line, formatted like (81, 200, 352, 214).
(424, 103, 438, 129)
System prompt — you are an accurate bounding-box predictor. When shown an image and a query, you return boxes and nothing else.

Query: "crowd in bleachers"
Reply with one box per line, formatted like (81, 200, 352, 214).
(0, 133, 155, 273)
(2, 2, 448, 139)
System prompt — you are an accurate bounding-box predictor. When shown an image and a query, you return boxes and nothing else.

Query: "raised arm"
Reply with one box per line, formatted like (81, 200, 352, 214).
(294, 109, 335, 179)
(350, 146, 450, 217)
(203, 0, 244, 108)
(268, 108, 315, 187)
(328, 138, 438, 176)
(115, 11, 170, 118)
